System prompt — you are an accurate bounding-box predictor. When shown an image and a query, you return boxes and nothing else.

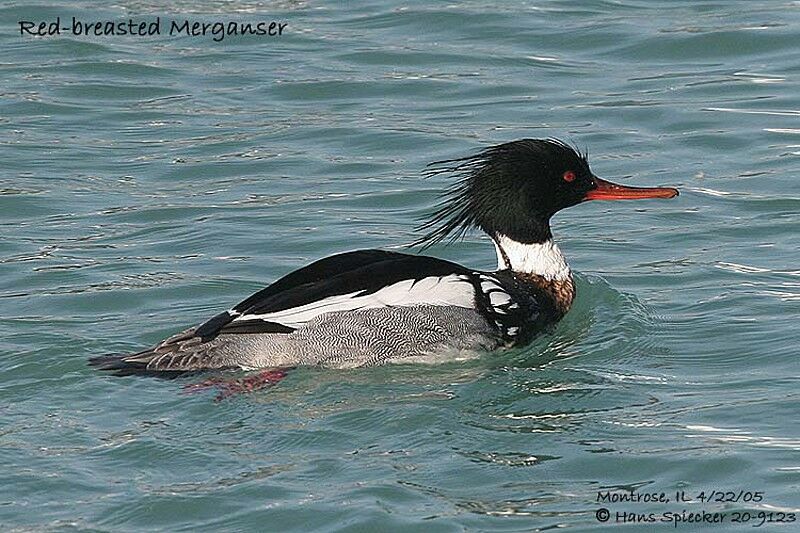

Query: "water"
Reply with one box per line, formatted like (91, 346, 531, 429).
(2, 0, 799, 530)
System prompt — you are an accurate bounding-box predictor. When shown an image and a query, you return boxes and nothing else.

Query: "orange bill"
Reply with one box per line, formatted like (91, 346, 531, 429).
(585, 177, 679, 201)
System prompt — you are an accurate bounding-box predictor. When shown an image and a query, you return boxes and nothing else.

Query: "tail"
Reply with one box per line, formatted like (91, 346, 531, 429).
(88, 351, 192, 379)
(88, 327, 236, 378)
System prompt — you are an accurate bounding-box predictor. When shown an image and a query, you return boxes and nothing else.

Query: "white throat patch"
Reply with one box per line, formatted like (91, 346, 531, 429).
(493, 234, 571, 281)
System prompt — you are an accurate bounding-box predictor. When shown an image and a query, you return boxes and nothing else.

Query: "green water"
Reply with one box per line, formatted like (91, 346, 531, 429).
(2, 1, 799, 531)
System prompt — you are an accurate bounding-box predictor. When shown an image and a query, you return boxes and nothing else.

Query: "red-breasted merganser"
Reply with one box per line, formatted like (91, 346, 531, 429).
(91, 139, 678, 376)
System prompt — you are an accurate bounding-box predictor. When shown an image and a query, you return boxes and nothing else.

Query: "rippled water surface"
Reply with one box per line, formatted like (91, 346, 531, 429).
(2, 1, 799, 531)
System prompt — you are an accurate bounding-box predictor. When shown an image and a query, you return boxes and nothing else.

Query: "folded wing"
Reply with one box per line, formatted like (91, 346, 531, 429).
(197, 250, 483, 338)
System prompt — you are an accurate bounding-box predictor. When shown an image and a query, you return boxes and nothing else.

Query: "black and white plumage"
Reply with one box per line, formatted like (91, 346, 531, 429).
(91, 139, 678, 376)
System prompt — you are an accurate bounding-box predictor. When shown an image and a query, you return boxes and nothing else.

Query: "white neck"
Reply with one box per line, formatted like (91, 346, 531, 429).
(493, 234, 571, 281)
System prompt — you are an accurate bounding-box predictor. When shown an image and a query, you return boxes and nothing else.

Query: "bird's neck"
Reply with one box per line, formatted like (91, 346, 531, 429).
(492, 233, 571, 280)
(492, 233, 575, 317)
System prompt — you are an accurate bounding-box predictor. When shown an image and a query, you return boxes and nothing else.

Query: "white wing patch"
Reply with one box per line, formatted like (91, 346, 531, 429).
(234, 275, 475, 329)
(489, 290, 512, 308)
(478, 275, 514, 314)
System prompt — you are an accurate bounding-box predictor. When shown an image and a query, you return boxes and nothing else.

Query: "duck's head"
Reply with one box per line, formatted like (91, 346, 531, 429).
(417, 138, 678, 248)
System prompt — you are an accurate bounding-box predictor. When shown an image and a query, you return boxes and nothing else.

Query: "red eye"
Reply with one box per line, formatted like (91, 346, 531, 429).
(563, 170, 576, 182)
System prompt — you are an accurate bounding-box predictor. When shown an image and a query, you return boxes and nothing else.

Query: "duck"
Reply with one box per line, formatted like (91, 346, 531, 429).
(90, 138, 678, 377)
